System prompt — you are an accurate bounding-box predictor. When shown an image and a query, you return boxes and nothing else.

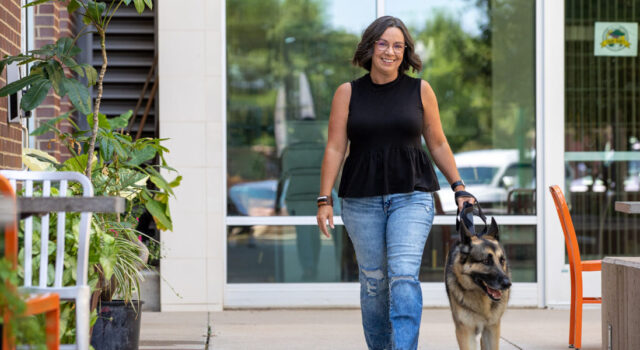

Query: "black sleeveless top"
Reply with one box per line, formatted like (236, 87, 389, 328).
(338, 73, 440, 198)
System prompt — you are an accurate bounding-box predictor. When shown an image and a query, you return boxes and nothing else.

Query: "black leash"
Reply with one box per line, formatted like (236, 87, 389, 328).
(455, 191, 487, 236)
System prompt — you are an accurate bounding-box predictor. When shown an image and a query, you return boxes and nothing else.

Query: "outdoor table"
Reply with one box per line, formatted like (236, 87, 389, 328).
(614, 201, 640, 214)
(604, 203, 640, 349)
(602, 256, 640, 350)
(0, 196, 14, 225)
(16, 196, 125, 218)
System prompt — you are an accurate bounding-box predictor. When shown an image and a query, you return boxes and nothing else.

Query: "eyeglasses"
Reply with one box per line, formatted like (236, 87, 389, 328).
(374, 40, 406, 54)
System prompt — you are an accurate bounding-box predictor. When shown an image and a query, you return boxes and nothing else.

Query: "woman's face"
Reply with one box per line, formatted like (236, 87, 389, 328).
(371, 27, 405, 75)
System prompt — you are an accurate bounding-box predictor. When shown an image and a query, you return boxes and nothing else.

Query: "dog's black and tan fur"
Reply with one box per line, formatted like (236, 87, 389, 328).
(445, 217, 512, 350)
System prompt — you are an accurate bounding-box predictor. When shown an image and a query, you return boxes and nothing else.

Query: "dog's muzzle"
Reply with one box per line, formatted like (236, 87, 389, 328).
(476, 276, 511, 301)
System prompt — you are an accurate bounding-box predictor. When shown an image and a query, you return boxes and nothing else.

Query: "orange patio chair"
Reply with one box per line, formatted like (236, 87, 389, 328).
(1, 174, 59, 350)
(549, 185, 602, 350)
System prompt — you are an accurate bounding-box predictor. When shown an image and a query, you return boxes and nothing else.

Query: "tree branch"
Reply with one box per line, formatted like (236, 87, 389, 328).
(85, 28, 107, 179)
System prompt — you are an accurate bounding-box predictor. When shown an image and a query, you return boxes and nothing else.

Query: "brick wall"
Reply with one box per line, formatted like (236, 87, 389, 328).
(0, 0, 76, 169)
(0, 0, 22, 169)
(33, 2, 75, 161)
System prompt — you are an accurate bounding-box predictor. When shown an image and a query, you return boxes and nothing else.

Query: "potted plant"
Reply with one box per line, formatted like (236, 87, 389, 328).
(21, 111, 179, 348)
(0, 1, 176, 349)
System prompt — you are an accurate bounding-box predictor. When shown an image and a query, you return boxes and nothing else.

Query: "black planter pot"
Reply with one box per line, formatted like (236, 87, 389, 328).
(91, 300, 144, 350)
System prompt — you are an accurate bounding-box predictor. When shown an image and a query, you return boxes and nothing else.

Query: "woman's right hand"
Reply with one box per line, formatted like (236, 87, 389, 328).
(317, 205, 334, 238)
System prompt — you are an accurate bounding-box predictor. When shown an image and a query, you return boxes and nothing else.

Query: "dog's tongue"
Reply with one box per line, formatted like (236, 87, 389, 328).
(487, 286, 502, 299)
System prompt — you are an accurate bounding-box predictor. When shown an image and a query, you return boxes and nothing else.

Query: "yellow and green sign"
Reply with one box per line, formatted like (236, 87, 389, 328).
(594, 22, 637, 57)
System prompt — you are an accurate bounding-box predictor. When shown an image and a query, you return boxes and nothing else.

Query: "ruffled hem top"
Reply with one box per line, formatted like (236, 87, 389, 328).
(338, 73, 440, 198)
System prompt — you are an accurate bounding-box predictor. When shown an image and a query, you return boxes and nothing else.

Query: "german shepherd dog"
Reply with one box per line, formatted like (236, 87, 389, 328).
(445, 204, 512, 350)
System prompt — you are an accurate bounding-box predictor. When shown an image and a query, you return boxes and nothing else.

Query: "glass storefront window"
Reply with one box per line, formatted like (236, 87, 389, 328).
(227, 224, 536, 283)
(227, 0, 537, 284)
(565, 0, 640, 260)
(227, 0, 537, 217)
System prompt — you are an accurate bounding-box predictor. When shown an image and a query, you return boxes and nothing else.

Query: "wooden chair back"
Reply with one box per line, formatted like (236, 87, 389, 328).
(549, 185, 584, 273)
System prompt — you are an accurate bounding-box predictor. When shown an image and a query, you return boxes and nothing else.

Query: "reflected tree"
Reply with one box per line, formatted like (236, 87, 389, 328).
(417, 10, 492, 153)
(227, 0, 363, 182)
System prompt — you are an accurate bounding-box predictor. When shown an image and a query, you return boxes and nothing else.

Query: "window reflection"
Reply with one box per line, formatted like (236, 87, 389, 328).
(227, 225, 354, 283)
(227, 224, 536, 283)
(388, 0, 537, 215)
(227, 0, 373, 216)
(227, 0, 536, 216)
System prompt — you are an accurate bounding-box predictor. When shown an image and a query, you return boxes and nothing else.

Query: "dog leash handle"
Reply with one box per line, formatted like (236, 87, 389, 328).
(455, 192, 488, 235)
(455, 191, 487, 222)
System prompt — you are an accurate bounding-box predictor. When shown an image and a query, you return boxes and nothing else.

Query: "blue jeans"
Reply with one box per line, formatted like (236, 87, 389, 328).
(341, 191, 435, 350)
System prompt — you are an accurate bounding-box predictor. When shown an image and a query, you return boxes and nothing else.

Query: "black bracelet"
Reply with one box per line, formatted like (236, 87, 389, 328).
(450, 180, 465, 192)
(317, 195, 333, 207)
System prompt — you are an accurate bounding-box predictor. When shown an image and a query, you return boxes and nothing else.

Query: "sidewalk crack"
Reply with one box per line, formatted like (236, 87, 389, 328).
(501, 336, 523, 350)
(205, 312, 212, 349)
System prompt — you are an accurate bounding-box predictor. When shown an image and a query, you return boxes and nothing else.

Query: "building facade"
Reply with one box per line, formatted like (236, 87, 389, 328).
(4, 0, 638, 312)
(157, 0, 636, 311)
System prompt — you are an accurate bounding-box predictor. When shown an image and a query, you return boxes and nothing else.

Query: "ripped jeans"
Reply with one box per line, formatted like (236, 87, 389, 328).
(341, 191, 435, 350)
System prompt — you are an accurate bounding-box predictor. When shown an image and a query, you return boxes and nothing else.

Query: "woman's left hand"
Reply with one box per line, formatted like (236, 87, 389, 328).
(455, 192, 476, 212)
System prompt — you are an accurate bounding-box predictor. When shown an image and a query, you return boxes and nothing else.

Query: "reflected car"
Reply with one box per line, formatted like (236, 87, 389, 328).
(228, 180, 278, 216)
(435, 149, 535, 214)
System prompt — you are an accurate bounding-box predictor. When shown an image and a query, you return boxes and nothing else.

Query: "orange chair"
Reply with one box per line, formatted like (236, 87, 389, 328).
(1, 175, 59, 350)
(549, 185, 602, 350)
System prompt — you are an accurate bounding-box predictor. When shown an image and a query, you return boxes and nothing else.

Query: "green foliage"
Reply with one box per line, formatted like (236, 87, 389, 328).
(90, 219, 145, 303)
(0, 258, 47, 348)
(0, 37, 96, 114)
(0, 74, 43, 99)
(15, 209, 83, 342)
(14, 184, 162, 341)
(67, 0, 81, 14)
(23, 109, 179, 303)
(19, 78, 52, 111)
(62, 78, 92, 114)
(84, 1, 107, 25)
(1, 0, 159, 345)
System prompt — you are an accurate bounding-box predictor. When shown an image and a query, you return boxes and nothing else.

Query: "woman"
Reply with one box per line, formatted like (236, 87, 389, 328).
(316, 16, 475, 350)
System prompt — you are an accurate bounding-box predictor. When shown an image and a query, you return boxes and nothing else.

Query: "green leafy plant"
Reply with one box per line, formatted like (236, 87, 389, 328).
(14, 209, 87, 342)
(0, 0, 174, 343)
(23, 110, 180, 304)
(13, 205, 152, 342)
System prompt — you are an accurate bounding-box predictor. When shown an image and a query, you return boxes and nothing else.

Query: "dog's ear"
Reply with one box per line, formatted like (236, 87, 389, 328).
(485, 217, 500, 241)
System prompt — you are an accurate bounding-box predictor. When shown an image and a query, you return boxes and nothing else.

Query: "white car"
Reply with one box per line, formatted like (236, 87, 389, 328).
(435, 149, 535, 214)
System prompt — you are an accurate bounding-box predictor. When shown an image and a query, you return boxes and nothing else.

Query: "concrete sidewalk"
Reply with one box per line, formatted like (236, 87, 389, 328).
(139, 308, 602, 349)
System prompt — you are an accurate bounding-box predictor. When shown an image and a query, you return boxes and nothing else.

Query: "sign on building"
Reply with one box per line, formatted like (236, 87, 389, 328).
(594, 22, 638, 57)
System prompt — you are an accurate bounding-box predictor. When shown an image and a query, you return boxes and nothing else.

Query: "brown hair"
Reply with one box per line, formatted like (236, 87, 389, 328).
(352, 16, 422, 73)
